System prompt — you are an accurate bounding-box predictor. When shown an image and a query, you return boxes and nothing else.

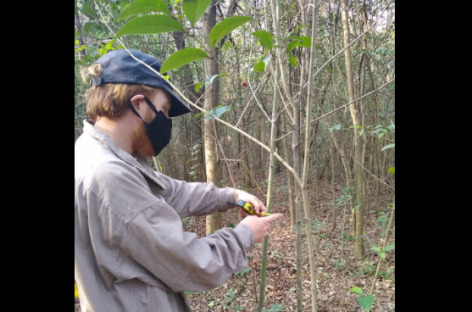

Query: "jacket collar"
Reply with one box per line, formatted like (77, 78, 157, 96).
(83, 120, 166, 191)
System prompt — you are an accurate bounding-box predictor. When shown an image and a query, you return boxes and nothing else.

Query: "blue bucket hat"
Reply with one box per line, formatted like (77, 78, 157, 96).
(91, 49, 192, 117)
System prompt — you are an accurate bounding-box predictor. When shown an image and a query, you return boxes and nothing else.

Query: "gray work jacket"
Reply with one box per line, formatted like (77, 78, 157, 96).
(75, 121, 254, 311)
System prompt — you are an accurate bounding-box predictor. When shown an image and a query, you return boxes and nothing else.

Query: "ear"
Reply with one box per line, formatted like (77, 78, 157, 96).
(130, 94, 145, 111)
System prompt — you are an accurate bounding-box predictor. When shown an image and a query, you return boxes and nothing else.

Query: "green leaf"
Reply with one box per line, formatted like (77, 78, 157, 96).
(384, 242, 395, 252)
(182, 0, 212, 27)
(270, 303, 285, 311)
(358, 294, 374, 311)
(160, 48, 208, 73)
(81, 2, 97, 20)
(329, 124, 342, 131)
(119, 0, 170, 20)
(286, 36, 311, 54)
(351, 287, 364, 295)
(251, 30, 273, 49)
(194, 112, 204, 121)
(116, 15, 184, 37)
(379, 251, 386, 260)
(253, 61, 266, 72)
(195, 82, 205, 93)
(286, 40, 300, 54)
(289, 287, 296, 292)
(299, 36, 312, 47)
(381, 143, 395, 151)
(288, 56, 298, 67)
(214, 106, 232, 118)
(208, 300, 214, 307)
(209, 16, 253, 49)
(171, 0, 183, 6)
(388, 167, 395, 174)
(288, 25, 310, 36)
(82, 22, 103, 34)
(372, 246, 381, 253)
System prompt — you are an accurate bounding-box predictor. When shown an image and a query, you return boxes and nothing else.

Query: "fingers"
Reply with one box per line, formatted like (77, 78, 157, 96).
(250, 197, 266, 214)
(262, 213, 283, 223)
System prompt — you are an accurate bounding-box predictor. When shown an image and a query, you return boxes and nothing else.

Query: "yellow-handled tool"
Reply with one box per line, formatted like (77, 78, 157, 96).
(228, 199, 272, 216)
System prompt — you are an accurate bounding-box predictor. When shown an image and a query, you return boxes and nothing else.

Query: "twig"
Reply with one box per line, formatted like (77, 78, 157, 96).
(369, 201, 395, 295)
(92, 0, 302, 186)
(350, 154, 395, 191)
(276, 79, 395, 141)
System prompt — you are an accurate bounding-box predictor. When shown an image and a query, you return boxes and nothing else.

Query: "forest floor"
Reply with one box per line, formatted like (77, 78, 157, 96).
(75, 172, 395, 312)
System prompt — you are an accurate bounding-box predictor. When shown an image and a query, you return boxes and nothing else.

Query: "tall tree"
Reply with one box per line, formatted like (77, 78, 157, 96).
(340, 0, 366, 259)
(204, 0, 223, 235)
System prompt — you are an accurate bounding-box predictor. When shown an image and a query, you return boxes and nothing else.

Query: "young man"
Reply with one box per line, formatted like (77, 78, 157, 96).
(75, 49, 283, 311)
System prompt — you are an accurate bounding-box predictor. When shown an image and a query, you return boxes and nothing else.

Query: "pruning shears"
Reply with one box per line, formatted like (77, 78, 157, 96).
(228, 199, 272, 217)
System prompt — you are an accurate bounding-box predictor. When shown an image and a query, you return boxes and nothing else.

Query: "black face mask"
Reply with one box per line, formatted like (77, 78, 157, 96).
(129, 97, 172, 157)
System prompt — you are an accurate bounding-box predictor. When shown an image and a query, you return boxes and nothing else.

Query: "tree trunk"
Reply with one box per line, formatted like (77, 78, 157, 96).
(203, 0, 222, 235)
(170, 28, 205, 182)
(340, 0, 366, 259)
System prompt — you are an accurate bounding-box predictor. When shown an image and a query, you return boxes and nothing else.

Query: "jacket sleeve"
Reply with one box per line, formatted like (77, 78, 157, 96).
(92, 162, 254, 293)
(156, 173, 237, 218)
(120, 198, 255, 293)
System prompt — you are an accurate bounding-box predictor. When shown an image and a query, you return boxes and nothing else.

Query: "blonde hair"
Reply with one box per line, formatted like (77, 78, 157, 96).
(80, 63, 157, 121)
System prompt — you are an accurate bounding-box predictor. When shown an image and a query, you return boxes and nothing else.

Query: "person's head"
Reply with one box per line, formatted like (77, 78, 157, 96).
(80, 49, 191, 157)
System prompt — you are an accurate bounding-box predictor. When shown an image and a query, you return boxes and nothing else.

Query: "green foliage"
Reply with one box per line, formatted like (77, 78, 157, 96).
(373, 124, 394, 139)
(329, 124, 342, 131)
(81, 1, 97, 20)
(372, 242, 395, 260)
(119, 0, 170, 21)
(253, 55, 271, 72)
(376, 211, 388, 229)
(182, 0, 213, 27)
(285, 36, 311, 54)
(381, 143, 395, 151)
(187, 140, 201, 181)
(333, 259, 348, 270)
(195, 73, 226, 93)
(288, 56, 297, 68)
(222, 288, 241, 310)
(209, 16, 253, 48)
(264, 303, 284, 311)
(349, 125, 364, 136)
(351, 287, 363, 295)
(234, 267, 252, 278)
(251, 30, 273, 49)
(160, 48, 209, 73)
(194, 104, 234, 122)
(83, 22, 108, 35)
(182, 217, 195, 229)
(287, 25, 310, 36)
(350, 287, 374, 311)
(116, 15, 184, 37)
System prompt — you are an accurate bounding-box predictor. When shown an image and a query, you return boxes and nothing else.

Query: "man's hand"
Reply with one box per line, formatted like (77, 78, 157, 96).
(240, 214, 283, 243)
(234, 189, 266, 217)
